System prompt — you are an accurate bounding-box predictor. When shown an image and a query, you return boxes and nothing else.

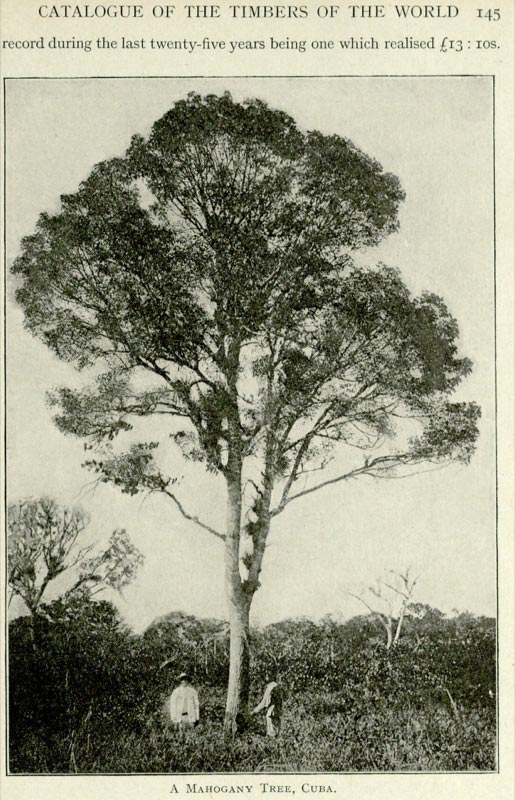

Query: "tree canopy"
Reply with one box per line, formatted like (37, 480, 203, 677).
(13, 92, 478, 519)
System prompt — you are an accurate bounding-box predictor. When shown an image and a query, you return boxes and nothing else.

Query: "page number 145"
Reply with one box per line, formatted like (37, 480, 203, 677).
(477, 8, 501, 20)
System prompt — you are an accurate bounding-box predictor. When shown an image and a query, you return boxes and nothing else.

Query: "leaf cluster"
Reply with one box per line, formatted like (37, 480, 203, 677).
(8, 497, 144, 613)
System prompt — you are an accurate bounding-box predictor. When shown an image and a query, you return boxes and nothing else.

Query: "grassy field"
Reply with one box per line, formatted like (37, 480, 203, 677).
(11, 689, 496, 774)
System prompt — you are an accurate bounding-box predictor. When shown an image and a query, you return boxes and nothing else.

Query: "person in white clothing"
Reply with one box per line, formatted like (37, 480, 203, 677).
(168, 673, 199, 734)
(251, 676, 283, 737)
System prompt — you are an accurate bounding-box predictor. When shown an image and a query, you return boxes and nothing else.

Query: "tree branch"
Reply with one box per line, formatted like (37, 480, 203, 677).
(348, 591, 392, 640)
(271, 451, 416, 516)
(162, 487, 225, 541)
(275, 434, 314, 514)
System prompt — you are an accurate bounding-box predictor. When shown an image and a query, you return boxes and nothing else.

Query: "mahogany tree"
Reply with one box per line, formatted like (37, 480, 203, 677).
(12, 92, 479, 730)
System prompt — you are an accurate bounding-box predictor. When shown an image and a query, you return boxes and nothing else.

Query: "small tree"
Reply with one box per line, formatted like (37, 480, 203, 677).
(8, 497, 144, 616)
(350, 568, 419, 649)
(12, 92, 480, 729)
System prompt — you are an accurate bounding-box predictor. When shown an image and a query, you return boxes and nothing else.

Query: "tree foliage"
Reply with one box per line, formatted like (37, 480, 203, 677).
(8, 497, 144, 614)
(12, 92, 479, 538)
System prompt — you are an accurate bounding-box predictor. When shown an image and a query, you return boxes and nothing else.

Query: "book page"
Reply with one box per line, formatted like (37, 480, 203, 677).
(1, 2, 513, 800)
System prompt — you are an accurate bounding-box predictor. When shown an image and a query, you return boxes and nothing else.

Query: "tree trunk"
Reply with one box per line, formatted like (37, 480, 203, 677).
(222, 337, 274, 732)
(384, 618, 393, 650)
(223, 479, 274, 731)
(225, 588, 251, 732)
(223, 475, 252, 732)
(223, 429, 249, 733)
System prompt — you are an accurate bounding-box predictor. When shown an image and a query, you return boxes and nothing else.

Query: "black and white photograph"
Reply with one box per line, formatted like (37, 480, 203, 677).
(5, 76, 496, 774)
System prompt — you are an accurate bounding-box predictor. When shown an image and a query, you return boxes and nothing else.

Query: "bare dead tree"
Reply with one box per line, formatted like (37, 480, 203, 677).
(349, 568, 419, 649)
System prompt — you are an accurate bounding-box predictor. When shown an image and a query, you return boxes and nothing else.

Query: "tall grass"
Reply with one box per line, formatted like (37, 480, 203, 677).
(10, 688, 496, 774)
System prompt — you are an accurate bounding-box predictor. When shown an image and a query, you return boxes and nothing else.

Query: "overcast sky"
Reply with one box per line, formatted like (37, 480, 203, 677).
(6, 77, 495, 631)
